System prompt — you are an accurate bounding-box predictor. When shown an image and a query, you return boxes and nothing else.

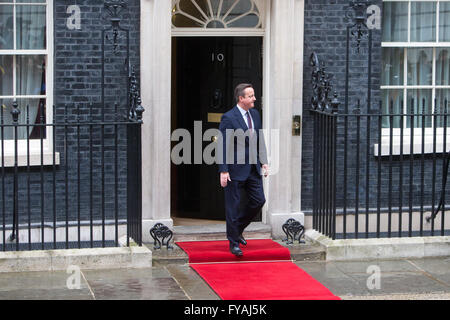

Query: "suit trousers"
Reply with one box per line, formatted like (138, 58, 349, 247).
(224, 165, 266, 247)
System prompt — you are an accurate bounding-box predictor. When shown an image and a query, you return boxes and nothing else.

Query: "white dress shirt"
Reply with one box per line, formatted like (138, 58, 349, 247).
(236, 104, 254, 131)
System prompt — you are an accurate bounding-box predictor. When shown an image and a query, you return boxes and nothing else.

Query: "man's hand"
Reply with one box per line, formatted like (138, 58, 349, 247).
(220, 172, 231, 187)
(262, 164, 269, 177)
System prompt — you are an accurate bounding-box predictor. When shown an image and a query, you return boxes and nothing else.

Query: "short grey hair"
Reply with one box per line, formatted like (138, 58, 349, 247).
(234, 83, 253, 103)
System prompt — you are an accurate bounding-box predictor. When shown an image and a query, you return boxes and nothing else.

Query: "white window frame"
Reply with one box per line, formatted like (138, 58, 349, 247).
(377, 0, 450, 156)
(0, 0, 56, 166)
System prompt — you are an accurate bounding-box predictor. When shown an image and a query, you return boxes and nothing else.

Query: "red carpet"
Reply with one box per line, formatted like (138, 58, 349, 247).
(176, 239, 340, 300)
(176, 239, 291, 263)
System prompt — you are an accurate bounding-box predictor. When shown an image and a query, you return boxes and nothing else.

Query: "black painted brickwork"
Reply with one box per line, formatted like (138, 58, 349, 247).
(301, 0, 450, 214)
(1, 1, 140, 227)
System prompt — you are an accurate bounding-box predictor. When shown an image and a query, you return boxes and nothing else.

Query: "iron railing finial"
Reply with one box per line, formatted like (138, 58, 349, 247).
(11, 101, 20, 123)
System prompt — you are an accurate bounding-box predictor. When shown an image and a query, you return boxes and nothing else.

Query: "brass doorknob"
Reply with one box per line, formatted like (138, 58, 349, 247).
(211, 136, 218, 142)
(292, 115, 301, 136)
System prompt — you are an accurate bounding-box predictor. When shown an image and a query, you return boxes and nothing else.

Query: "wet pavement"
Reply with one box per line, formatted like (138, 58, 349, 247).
(0, 243, 449, 300)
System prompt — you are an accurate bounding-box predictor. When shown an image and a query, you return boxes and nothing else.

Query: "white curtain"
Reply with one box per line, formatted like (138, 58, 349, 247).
(382, 48, 403, 86)
(407, 89, 432, 128)
(382, 89, 403, 128)
(436, 89, 449, 127)
(407, 48, 433, 86)
(17, 5, 46, 139)
(17, 55, 45, 139)
(437, 2, 450, 127)
(0, 56, 13, 96)
(0, 5, 13, 49)
(436, 47, 449, 127)
(437, 48, 450, 86)
(440, 2, 450, 41)
(382, 2, 408, 42)
(410, 2, 436, 42)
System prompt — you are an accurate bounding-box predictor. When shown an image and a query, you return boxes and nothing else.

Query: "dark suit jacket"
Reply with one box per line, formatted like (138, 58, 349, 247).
(218, 106, 268, 181)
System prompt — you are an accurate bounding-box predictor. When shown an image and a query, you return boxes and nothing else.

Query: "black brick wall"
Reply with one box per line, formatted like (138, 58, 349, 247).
(301, 0, 450, 215)
(1, 0, 140, 226)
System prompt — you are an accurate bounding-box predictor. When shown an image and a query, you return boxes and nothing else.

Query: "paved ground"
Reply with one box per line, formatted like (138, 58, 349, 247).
(0, 243, 449, 300)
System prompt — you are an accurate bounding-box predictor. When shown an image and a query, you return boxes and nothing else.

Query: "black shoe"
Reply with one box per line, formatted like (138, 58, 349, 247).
(230, 245, 243, 256)
(238, 235, 247, 246)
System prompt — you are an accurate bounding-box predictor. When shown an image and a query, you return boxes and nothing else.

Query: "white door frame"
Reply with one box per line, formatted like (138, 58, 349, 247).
(140, 0, 305, 241)
(170, 0, 271, 227)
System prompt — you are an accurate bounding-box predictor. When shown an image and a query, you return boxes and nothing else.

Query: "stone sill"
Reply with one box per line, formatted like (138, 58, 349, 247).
(374, 139, 450, 157)
(306, 229, 450, 261)
(1, 152, 60, 167)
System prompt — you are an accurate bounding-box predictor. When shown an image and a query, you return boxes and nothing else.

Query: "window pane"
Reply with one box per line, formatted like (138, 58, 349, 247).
(440, 2, 450, 41)
(407, 48, 433, 85)
(21, 98, 46, 139)
(16, 55, 46, 95)
(382, 48, 404, 85)
(0, 98, 45, 139)
(382, 2, 408, 42)
(172, 0, 205, 27)
(172, 14, 201, 28)
(0, 97, 13, 139)
(16, 0, 46, 3)
(435, 89, 449, 128)
(222, 0, 253, 16)
(411, 2, 436, 42)
(436, 48, 450, 86)
(227, 14, 259, 28)
(0, 5, 13, 49)
(406, 89, 432, 128)
(382, 89, 403, 128)
(0, 55, 13, 95)
(223, 0, 259, 28)
(16, 5, 46, 50)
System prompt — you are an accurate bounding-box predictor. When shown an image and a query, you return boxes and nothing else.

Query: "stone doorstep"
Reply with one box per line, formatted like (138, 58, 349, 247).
(276, 240, 326, 262)
(0, 242, 152, 273)
(306, 229, 450, 261)
(172, 222, 272, 242)
(150, 222, 326, 265)
(149, 238, 326, 266)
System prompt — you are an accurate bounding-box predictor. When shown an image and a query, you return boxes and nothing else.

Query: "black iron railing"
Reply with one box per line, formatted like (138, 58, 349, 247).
(311, 99, 449, 240)
(309, 1, 450, 239)
(0, 1, 144, 252)
(0, 98, 143, 251)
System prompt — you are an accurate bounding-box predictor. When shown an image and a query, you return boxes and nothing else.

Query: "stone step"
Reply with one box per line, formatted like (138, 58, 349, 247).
(149, 243, 189, 267)
(150, 242, 326, 266)
(274, 240, 326, 262)
(172, 222, 272, 242)
(148, 226, 325, 266)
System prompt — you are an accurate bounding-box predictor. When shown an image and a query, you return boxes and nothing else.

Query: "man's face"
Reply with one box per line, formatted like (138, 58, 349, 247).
(239, 88, 256, 110)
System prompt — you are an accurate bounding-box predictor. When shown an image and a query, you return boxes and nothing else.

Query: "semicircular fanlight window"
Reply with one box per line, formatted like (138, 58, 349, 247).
(172, 0, 262, 29)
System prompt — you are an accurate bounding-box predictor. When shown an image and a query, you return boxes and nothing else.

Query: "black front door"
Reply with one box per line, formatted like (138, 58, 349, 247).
(172, 36, 263, 221)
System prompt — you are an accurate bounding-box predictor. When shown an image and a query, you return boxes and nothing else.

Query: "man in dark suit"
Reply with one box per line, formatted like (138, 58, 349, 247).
(218, 83, 269, 256)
